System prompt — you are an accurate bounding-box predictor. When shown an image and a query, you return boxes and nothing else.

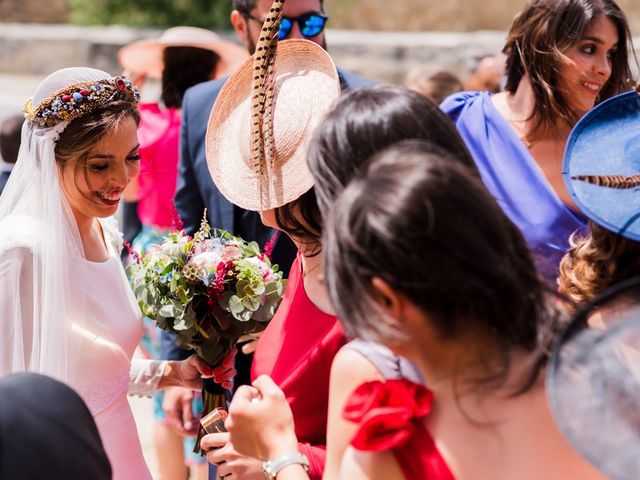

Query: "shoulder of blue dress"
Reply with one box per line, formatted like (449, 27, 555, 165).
(440, 90, 486, 117)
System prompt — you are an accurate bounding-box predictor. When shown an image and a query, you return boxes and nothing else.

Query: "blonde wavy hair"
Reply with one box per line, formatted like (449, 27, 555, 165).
(558, 222, 640, 304)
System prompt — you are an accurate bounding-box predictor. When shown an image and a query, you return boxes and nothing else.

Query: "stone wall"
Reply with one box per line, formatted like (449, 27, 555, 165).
(0, 23, 637, 85)
(0, 23, 505, 84)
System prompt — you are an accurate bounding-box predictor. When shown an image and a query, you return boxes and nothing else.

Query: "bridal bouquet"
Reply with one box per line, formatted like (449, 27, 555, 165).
(126, 214, 285, 449)
(127, 215, 285, 368)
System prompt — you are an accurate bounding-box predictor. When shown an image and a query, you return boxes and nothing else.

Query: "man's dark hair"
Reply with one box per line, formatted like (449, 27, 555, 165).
(232, 0, 323, 13)
(0, 114, 24, 165)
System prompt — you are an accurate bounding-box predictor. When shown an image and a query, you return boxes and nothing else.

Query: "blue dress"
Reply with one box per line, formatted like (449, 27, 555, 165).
(441, 91, 587, 285)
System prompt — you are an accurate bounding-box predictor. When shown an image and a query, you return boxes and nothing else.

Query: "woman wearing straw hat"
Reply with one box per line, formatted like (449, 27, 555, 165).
(200, 36, 343, 479)
(118, 27, 247, 480)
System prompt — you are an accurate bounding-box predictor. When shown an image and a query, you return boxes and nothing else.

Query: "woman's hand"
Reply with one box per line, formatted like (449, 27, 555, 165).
(238, 331, 264, 354)
(212, 347, 238, 390)
(225, 375, 299, 460)
(160, 355, 212, 390)
(201, 432, 264, 479)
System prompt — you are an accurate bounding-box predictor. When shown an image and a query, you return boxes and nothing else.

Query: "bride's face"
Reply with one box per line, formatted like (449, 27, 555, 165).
(59, 115, 140, 220)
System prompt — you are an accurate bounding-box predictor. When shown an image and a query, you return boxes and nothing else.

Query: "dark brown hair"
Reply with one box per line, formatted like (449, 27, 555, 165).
(274, 187, 322, 255)
(0, 114, 24, 165)
(307, 85, 478, 212)
(503, 0, 634, 131)
(233, 0, 324, 13)
(161, 46, 219, 109)
(325, 140, 562, 393)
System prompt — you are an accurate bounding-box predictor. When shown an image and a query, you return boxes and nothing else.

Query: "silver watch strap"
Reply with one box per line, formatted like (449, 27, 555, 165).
(262, 452, 310, 479)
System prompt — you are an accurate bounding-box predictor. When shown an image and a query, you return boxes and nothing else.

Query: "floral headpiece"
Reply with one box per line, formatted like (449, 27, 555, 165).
(23, 76, 140, 128)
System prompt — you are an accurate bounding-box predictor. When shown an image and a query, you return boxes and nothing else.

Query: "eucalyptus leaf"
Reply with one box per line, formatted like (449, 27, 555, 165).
(229, 295, 244, 315)
(159, 304, 176, 318)
(241, 295, 260, 311)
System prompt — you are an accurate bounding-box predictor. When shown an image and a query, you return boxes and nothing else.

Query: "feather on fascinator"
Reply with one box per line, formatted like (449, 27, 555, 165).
(205, 0, 340, 211)
(24, 76, 140, 128)
(563, 86, 640, 241)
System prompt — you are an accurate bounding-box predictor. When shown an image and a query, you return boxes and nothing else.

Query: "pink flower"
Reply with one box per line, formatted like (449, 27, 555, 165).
(243, 257, 276, 282)
(222, 244, 242, 261)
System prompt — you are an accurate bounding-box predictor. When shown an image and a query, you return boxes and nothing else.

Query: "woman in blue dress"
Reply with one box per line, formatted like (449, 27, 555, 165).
(441, 0, 634, 285)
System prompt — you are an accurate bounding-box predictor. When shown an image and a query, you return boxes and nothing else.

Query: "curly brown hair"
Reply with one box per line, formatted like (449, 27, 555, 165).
(558, 222, 640, 304)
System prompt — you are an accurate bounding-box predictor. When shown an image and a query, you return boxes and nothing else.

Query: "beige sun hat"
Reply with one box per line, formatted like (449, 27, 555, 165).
(206, 39, 340, 211)
(118, 26, 248, 79)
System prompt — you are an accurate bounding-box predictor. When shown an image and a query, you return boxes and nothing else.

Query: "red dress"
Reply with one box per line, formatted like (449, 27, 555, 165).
(344, 379, 455, 479)
(252, 256, 347, 479)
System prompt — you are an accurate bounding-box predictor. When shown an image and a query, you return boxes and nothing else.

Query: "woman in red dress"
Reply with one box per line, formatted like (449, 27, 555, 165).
(224, 141, 604, 480)
(199, 40, 345, 479)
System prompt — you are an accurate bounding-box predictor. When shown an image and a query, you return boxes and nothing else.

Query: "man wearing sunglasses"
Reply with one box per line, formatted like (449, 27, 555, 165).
(162, 3, 373, 479)
(234, 2, 328, 50)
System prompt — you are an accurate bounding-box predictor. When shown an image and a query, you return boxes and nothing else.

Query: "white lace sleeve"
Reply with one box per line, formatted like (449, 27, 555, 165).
(128, 358, 167, 397)
(99, 216, 124, 255)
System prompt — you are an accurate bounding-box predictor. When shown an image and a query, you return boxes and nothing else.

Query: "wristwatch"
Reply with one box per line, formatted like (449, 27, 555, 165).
(262, 452, 310, 479)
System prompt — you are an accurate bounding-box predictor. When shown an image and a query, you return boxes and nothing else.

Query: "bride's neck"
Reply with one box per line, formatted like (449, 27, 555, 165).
(71, 209, 97, 242)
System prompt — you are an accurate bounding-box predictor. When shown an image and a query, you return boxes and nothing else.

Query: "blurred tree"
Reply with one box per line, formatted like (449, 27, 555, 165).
(69, 0, 232, 29)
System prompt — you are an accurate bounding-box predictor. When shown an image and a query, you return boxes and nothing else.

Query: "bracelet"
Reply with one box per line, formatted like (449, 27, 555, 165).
(262, 452, 310, 479)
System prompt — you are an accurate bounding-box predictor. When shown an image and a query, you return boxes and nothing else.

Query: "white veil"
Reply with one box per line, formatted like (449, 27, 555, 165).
(0, 67, 111, 383)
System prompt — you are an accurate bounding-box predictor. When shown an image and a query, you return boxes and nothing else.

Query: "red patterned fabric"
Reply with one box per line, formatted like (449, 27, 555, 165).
(345, 379, 455, 479)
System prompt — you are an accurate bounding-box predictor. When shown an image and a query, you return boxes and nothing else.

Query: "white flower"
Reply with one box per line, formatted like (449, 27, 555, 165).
(189, 251, 223, 274)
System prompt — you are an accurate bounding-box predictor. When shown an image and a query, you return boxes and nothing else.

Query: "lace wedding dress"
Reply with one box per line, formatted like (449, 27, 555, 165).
(0, 214, 161, 479)
(0, 68, 169, 479)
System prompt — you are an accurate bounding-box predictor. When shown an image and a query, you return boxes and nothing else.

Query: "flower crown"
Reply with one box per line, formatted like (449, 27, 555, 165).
(23, 76, 140, 128)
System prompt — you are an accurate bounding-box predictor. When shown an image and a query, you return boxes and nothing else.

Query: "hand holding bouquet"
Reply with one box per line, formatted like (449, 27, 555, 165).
(126, 214, 285, 450)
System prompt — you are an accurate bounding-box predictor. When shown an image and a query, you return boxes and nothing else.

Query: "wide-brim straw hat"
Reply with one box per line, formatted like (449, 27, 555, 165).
(118, 26, 248, 79)
(206, 39, 340, 211)
(563, 88, 640, 241)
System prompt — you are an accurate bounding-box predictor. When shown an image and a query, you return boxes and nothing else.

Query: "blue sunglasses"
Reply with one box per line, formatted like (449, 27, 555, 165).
(244, 11, 328, 40)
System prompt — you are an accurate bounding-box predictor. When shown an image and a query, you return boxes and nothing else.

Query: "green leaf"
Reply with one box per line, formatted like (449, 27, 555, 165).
(229, 295, 244, 315)
(159, 304, 176, 318)
(172, 316, 190, 331)
(161, 262, 175, 276)
(241, 295, 261, 311)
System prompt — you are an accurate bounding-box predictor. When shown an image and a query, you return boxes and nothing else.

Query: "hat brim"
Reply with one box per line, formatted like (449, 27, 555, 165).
(563, 90, 640, 241)
(118, 37, 248, 79)
(205, 39, 340, 211)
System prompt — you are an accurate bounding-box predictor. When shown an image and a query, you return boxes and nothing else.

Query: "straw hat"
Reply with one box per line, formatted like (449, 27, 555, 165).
(206, 39, 340, 211)
(118, 26, 248, 79)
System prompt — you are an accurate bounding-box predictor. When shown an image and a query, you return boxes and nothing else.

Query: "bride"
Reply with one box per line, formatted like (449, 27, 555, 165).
(0, 67, 210, 479)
